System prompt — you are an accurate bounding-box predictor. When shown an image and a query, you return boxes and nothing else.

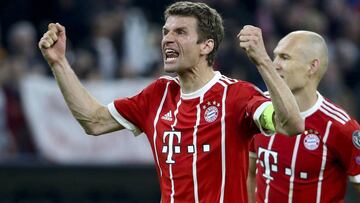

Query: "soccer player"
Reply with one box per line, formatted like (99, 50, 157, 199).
(38, 1, 304, 202)
(247, 31, 360, 203)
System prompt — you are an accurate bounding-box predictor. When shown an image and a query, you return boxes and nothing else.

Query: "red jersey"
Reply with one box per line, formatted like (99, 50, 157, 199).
(108, 72, 270, 203)
(250, 92, 360, 203)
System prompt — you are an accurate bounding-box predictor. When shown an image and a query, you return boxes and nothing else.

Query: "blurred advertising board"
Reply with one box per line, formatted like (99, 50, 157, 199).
(20, 75, 154, 165)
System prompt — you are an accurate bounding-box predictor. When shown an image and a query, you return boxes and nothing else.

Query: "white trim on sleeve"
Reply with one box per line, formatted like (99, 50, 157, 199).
(349, 174, 360, 183)
(253, 101, 274, 137)
(107, 102, 141, 136)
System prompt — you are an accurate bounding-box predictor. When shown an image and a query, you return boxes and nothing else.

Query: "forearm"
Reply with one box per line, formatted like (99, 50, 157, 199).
(39, 23, 123, 135)
(256, 58, 304, 135)
(49, 57, 106, 134)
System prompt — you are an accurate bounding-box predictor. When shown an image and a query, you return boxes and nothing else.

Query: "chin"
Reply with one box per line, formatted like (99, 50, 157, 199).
(163, 64, 178, 73)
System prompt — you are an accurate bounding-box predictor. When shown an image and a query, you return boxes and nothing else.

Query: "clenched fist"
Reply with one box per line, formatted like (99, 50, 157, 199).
(38, 23, 66, 65)
(237, 25, 271, 66)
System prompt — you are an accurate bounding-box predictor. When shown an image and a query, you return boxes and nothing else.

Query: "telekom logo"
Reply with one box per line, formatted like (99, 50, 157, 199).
(258, 147, 278, 180)
(162, 131, 181, 164)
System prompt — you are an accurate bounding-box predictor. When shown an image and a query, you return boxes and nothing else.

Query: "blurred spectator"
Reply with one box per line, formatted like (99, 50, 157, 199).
(2, 21, 41, 156)
(7, 21, 46, 76)
(121, 7, 161, 77)
(0, 37, 17, 157)
(89, 11, 119, 80)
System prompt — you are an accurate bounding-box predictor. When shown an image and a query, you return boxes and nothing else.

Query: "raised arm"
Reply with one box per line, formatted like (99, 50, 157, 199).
(38, 23, 124, 135)
(238, 25, 304, 136)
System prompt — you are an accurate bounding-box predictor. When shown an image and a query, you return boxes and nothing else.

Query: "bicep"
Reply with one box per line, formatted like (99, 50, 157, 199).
(89, 106, 125, 135)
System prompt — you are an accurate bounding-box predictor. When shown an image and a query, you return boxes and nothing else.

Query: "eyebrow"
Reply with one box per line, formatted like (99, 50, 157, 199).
(274, 50, 289, 56)
(162, 26, 188, 32)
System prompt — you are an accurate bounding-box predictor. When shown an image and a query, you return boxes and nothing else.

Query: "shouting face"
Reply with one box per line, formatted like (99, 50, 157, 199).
(161, 16, 204, 73)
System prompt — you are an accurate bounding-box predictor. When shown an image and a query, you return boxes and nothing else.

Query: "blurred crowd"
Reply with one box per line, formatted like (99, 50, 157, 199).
(0, 0, 359, 160)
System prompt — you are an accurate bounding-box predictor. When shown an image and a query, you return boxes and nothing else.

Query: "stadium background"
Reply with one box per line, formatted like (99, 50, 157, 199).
(0, 0, 359, 202)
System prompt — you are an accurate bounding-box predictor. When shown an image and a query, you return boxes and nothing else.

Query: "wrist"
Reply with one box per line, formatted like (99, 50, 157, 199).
(256, 56, 272, 67)
(48, 56, 68, 68)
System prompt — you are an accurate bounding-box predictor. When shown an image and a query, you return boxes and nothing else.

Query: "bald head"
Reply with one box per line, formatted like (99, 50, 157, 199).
(280, 31, 328, 83)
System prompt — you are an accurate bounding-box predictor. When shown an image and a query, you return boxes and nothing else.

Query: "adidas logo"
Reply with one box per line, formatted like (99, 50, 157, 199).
(161, 110, 173, 121)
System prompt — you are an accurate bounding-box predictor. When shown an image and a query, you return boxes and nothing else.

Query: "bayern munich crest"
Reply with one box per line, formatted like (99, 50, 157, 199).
(352, 130, 360, 149)
(303, 130, 320, 150)
(356, 156, 360, 165)
(203, 101, 220, 123)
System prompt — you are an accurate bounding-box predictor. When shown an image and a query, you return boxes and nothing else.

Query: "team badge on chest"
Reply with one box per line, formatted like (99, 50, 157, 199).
(203, 101, 220, 123)
(352, 130, 360, 149)
(303, 130, 320, 150)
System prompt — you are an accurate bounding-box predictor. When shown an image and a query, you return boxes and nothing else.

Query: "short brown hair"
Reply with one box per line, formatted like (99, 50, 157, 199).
(164, 1, 224, 66)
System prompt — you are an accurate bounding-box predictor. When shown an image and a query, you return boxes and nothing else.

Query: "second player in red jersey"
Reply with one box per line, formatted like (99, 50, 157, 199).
(250, 92, 360, 202)
(248, 31, 360, 203)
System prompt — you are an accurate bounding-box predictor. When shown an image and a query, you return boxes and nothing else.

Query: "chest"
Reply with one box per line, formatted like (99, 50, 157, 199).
(150, 92, 244, 166)
(254, 120, 336, 180)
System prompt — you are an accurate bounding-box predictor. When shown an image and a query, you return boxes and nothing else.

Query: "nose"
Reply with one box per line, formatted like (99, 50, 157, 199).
(273, 56, 282, 71)
(162, 31, 175, 44)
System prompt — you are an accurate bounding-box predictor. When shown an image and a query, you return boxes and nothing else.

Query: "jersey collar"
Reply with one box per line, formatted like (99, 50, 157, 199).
(300, 91, 324, 118)
(180, 71, 221, 100)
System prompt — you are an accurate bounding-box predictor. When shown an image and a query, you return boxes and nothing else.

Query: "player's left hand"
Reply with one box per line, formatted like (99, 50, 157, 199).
(237, 25, 271, 66)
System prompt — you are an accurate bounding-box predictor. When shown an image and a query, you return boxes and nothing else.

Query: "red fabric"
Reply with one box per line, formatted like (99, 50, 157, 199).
(111, 73, 269, 203)
(250, 95, 360, 203)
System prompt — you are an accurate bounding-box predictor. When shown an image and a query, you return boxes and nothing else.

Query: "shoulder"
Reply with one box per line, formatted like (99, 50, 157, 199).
(317, 97, 360, 140)
(318, 97, 353, 127)
(224, 77, 266, 98)
(148, 75, 180, 90)
(158, 75, 180, 85)
(137, 75, 179, 96)
(217, 74, 261, 91)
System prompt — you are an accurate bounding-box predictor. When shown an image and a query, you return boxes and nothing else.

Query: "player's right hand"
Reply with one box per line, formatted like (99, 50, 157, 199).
(237, 25, 270, 66)
(38, 23, 66, 65)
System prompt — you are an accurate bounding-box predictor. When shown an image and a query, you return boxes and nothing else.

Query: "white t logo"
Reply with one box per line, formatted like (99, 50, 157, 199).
(258, 147, 278, 180)
(163, 131, 181, 164)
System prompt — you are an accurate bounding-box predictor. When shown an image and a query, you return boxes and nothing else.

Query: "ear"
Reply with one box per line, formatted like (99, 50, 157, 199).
(308, 58, 320, 76)
(200, 39, 214, 55)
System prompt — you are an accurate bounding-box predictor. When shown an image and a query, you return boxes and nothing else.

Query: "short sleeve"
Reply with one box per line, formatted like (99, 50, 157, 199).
(107, 79, 161, 136)
(244, 87, 271, 135)
(227, 82, 270, 139)
(332, 119, 360, 183)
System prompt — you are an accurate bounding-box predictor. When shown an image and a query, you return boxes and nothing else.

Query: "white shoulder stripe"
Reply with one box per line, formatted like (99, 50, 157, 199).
(159, 75, 179, 84)
(316, 121, 332, 203)
(321, 104, 349, 122)
(319, 107, 346, 125)
(323, 100, 350, 120)
(263, 91, 270, 98)
(220, 76, 237, 84)
(152, 82, 171, 177)
(252, 86, 267, 97)
(221, 75, 238, 82)
(217, 79, 228, 203)
(218, 80, 228, 87)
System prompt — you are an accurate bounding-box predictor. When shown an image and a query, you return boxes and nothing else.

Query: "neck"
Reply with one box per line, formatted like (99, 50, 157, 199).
(293, 86, 318, 112)
(178, 64, 215, 94)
